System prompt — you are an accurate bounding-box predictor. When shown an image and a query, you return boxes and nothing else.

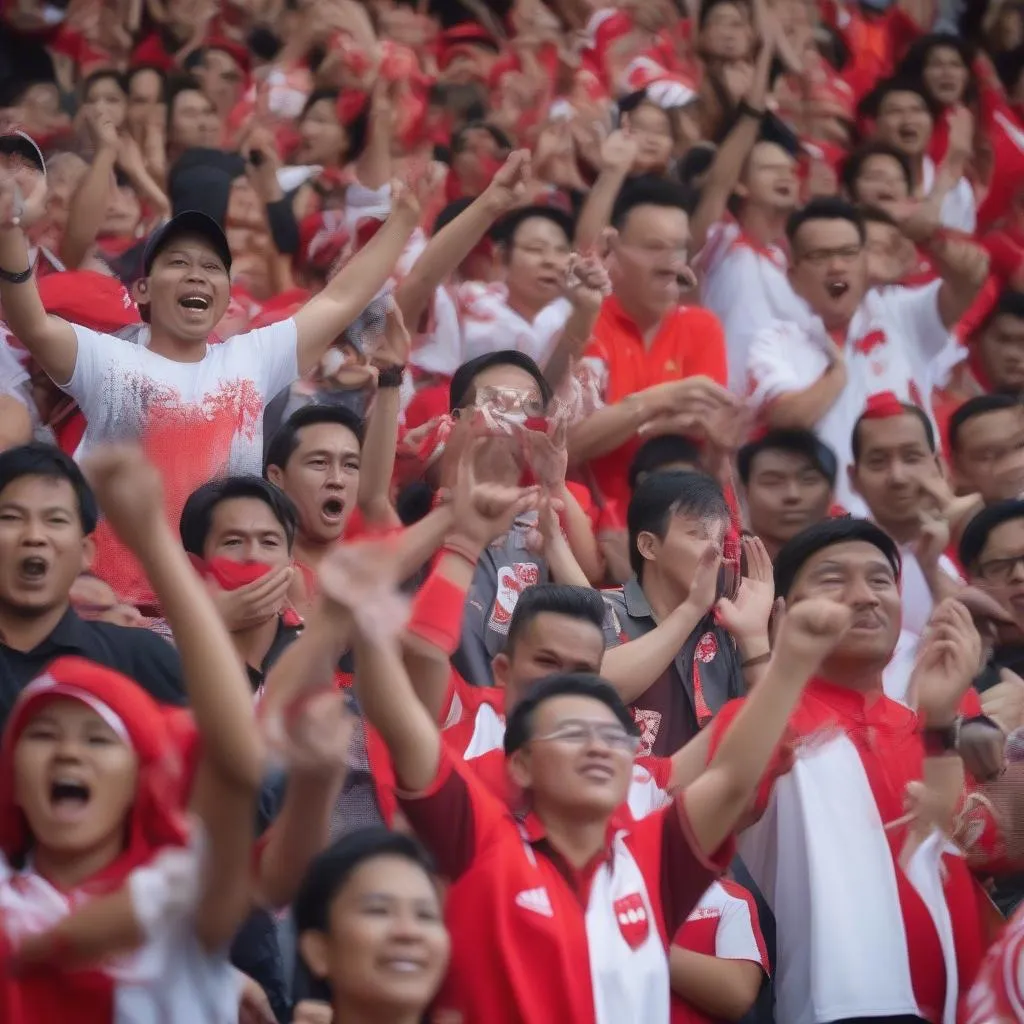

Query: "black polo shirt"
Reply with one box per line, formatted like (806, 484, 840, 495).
(0, 606, 187, 732)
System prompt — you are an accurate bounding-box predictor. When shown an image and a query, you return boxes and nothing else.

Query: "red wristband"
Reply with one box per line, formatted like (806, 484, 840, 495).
(408, 571, 471, 655)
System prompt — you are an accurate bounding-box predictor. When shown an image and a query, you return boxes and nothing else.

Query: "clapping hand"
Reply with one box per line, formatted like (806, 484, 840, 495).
(483, 149, 533, 214)
(715, 536, 775, 644)
(0, 149, 47, 231)
(910, 599, 983, 726)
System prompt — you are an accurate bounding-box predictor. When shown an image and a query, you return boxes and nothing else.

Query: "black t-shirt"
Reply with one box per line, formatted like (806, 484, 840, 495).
(0, 606, 186, 732)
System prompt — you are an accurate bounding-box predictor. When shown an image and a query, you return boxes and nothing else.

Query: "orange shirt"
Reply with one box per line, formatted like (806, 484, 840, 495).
(583, 297, 728, 512)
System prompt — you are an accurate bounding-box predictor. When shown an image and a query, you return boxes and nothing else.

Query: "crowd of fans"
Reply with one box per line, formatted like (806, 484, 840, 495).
(3, 0, 1024, 1021)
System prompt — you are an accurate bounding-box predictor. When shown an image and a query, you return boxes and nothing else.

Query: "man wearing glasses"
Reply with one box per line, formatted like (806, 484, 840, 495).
(747, 196, 987, 515)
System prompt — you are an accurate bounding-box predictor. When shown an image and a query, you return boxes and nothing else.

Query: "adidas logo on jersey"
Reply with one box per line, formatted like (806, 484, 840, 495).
(515, 887, 553, 917)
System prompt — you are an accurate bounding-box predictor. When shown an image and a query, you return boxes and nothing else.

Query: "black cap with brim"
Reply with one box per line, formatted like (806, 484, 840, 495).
(0, 131, 45, 175)
(737, 429, 838, 487)
(142, 210, 232, 276)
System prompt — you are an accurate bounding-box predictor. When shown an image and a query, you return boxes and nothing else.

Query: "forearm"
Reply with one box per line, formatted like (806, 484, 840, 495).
(394, 503, 456, 582)
(602, 601, 704, 703)
(574, 168, 628, 252)
(669, 947, 762, 1021)
(543, 303, 599, 392)
(357, 386, 400, 522)
(736, 633, 771, 691)
(61, 146, 116, 269)
(258, 769, 345, 908)
(683, 651, 816, 854)
(394, 192, 505, 327)
(133, 519, 263, 788)
(355, 106, 392, 191)
(353, 628, 441, 792)
(568, 393, 649, 463)
(764, 366, 845, 430)
(928, 235, 990, 328)
(0, 229, 51, 345)
(557, 484, 604, 584)
(123, 163, 170, 216)
(0, 395, 33, 450)
(545, 529, 591, 587)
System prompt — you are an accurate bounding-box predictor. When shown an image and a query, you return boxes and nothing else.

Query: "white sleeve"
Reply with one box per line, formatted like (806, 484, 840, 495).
(0, 338, 30, 398)
(714, 884, 769, 968)
(747, 322, 818, 406)
(63, 325, 134, 415)
(225, 318, 300, 400)
(939, 179, 977, 235)
(879, 281, 949, 364)
(345, 181, 392, 226)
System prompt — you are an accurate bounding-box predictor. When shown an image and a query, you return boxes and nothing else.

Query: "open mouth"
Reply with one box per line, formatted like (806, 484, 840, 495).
(897, 127, 920, 146)
(320, 497, 346, 524)
(49, 778, 91, 820)
(825, 280, 850, 299)
(18, 555, 49, 583)
(380, 957, 428, 974)
(851, 614, 884, 632)
(178, 294, 211, 312)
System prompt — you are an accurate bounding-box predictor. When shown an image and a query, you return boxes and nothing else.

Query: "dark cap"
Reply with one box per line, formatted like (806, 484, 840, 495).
(737, 429, 838, 486)
(0, 131, 45, 175)
(142, 210, 232, 276)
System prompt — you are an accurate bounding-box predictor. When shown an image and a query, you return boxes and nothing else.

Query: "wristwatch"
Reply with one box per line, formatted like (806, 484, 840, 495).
(920, 718, 961, 756)
(0, 265, 32, 284)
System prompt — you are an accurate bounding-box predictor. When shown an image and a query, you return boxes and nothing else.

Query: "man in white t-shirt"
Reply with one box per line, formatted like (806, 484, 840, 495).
(0, 160, 422, 605)
(747, 196, 987, 514)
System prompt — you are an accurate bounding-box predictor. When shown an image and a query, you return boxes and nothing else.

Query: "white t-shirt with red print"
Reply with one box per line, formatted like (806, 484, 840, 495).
(696, 221, 808, 394)
(747, 281, 956, 516)
(63, 320, 299, 605)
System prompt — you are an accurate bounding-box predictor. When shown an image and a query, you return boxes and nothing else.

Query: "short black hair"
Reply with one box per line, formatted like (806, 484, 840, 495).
(448, 350, 552, 413)
(179, 475, 298, 556)
(492, 205, 575, 251)
(126, 64, 167, 102)
(506, 584, 607, 654)
(773, 517, 901, 600)
(699, 0, 750, 29)
(294, 827, 436, 936)
(611, 175, 692, 232)
(0, 443, 98, 534)
(264, 404, 365, 475)
(959, 500, 1024, 569)
(851, 404, 936, 462)
(82, 69, 127, 101)
(451, 121, 512, 156)
(984, 289, 1024, 330)
(737, 429, 838, 486)
(787, 196, 866, 249)
(300, 88, 369, 162)
(948, 394, 1020, 454)
(503, 672, 637, 755)
(628, 435, 703, 492)
(627, 470, 729, 578)
(841, 142, 913, 200)
(858, 75, 938, 121)
(432, 197, 475, 236)
(165, 74, 207, 128)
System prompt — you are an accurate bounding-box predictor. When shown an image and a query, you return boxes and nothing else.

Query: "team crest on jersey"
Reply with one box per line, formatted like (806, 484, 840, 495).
(613, 893, 650, 950)
(632, 708, 661, 757)
(489, 562, 540, 634)
(695, 632, 718, 663)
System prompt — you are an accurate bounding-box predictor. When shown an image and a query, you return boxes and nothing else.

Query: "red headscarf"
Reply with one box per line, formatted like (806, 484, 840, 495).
(0, 657, 192, 890)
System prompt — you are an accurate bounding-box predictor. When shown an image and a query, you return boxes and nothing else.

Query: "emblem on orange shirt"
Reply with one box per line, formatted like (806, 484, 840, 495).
(613, 893, 651, 950)
(695, 632, 718, 663)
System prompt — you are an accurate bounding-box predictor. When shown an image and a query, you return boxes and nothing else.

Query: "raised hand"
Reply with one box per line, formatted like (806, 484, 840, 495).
(318, 539, 411, 644)
(683, 543, 722, 618)
(0, 151, 47, 231)
(565, 251, 611, 314)
(910, 599, 983, 726)
(715, 536, 775, 644)
(451, 438, 540, 551)
(391, 162, 445, 225)
(600, 128, 639, 175)
(773, 597, 853, 672)
(483, 149, 532, 213)
(369, 294, 411, 369)
(81, 444, 166, 553)
(522, 417, 569, 491)
(207, 565, 294, 631)
(643, 375, 737, 421)
(264, 687, 355, 776)
(914, 507, 951, 571)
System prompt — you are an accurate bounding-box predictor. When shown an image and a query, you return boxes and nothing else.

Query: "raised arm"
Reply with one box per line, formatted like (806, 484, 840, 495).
(83, 445, 264, 952)
(0, 163, 79, 384)
(681, 597, 852, 856)
(391, 150, 532, 330)
(292, 180, 423, 375)
(60, 109, 119, 270)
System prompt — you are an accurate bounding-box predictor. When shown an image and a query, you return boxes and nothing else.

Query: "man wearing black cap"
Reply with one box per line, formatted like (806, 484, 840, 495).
(737, 428, 836, 561)
(710, 517, 989, 1024)
(0, 163, 422, 606)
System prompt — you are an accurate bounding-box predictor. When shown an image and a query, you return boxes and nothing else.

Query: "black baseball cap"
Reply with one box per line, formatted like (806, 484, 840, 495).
(0, 131, 45, 175)
(142, 210, 232, 276)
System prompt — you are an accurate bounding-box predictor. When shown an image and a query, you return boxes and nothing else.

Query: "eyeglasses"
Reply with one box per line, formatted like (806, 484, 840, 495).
(531, 720, 640, 754)
(977, 553, 1024, 585)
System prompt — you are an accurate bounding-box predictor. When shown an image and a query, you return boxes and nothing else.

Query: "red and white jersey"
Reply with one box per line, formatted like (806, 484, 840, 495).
(921, 157, 977, 236)
(963, 900, 1024, 1023)
(710, 680, 984, 1024)
(442, 674, 673, 820)
(671, 879, 769, 1024)
(0, 845, 239, 1023)
(695, 221, 807, 395)
(747, 281, 955, 516)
